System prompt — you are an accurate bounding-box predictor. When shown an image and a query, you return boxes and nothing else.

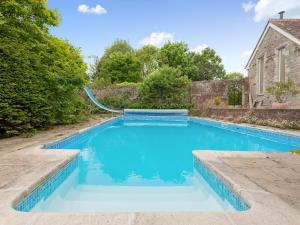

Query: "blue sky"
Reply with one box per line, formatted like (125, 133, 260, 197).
(48, 0, 300, 74)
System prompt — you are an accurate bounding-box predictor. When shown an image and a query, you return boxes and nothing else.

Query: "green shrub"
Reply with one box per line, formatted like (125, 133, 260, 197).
(0, 0, 88, 137)
(96, 66, 192, 110)
(98, 52, 142, 84)
(100, 93, 133, 109)
(223, 72, 243, 80)
(139, 66, 191, 108)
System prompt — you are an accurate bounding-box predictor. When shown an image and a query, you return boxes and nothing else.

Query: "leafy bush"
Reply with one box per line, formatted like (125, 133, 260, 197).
(94, 39, 136, 82)
(0, 0, 88, 136)
(139, 66, 191, 108)
(99, 94, 192, 110)
(266, 79, 299, 103)
(100, 92, 134, 109)
(131, 102, 193, 109)
(223, 72, 244, 80)
(99, 52, 142, 84)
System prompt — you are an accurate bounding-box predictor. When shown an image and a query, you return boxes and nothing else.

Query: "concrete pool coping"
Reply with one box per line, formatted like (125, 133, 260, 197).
(0, 116, 300, 225)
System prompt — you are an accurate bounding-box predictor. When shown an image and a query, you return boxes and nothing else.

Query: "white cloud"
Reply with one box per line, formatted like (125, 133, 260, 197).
(141, 32, 174, 47)
(242, 1, 255, 12)
(78, 4, 107, 15)
(191, 44, 208, 54)
(241, 50, 253, 58)
(242, 0, 300, 22)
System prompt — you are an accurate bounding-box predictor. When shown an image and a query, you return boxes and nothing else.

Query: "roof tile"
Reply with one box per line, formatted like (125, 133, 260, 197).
(270, 19, 300, 40)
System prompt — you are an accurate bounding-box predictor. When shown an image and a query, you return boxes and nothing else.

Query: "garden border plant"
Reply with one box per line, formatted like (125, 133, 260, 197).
(238, 111, 300, 130)
(266, 79, 299, 109)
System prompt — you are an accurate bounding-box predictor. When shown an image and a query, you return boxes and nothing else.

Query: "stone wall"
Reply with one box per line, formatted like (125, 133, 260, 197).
(92, 85, 139, 100)
(248, 27, 300, 108)
(193, 108, 300, 122)
(190, 79, 248, 112)
(92, 79, 249, 111)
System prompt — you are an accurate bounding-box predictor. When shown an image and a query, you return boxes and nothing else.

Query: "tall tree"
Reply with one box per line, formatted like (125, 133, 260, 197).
(136, 45, 159, 79)
(0, 0, 61, 32)
(95, 39, 134, 81)
(191, 48, 226, 81)
(100, 52, 142, 84)
(159, 42, 197, 80)
(103, 39, 133, 57)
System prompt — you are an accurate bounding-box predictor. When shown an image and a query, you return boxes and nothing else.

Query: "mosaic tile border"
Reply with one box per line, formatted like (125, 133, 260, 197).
(47, 117, 300, 151)
(45, 118, 120, 149)
(15, 157, 79, 212)
(194, 157, 250, 211)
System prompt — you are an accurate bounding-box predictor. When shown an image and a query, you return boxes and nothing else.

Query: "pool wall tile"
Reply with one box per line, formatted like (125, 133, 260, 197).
(15, 157, 78, 212)
(193, 157, 249, 211)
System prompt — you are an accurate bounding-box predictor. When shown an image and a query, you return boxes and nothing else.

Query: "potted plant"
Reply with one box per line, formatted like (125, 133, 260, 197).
(266, 79, 299, 109)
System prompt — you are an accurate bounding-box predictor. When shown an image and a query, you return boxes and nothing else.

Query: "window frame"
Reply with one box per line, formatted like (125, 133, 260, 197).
(257, 56, 264, 95)
(278, 47, 286, 82)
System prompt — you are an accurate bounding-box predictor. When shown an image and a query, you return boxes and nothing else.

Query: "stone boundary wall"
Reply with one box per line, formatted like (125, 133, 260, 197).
(192, 108, 300, 122)
(91, 78, 249, 110)
(190, 79, 249, 112)
(92, 85, 139, 100)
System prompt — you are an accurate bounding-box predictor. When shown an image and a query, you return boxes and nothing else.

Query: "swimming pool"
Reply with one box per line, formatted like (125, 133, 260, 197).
(16, 116, 300, 213)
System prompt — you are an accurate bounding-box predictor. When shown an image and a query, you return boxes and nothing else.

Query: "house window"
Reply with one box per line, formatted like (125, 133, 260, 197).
(258, 57, 264, 94)
(278, 47, 285, 82)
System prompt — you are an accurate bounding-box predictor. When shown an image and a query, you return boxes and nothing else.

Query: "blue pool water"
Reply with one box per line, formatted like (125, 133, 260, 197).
(19, 116, 300, 212)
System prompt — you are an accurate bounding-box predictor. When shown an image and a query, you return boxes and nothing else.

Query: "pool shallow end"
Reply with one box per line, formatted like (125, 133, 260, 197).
(6, 150, 300, 225)
(14, 152, 250, 213)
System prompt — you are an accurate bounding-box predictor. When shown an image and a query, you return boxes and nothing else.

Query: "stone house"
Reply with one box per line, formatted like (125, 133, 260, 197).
(246, 16, 300, 108)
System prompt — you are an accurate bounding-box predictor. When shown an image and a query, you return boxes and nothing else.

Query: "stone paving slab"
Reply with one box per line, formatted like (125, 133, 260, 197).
(219, 153, 300, 212)
(0, 115, 113, 154)
(193, 151, 300, 225)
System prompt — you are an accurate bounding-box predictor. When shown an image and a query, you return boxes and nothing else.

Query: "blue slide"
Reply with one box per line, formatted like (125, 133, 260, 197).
(84, 86, 123, 113)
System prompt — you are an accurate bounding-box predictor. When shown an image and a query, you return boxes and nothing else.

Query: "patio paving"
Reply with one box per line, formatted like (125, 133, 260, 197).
(220, 153, 300, 212)
(0, 116, 300, 225)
